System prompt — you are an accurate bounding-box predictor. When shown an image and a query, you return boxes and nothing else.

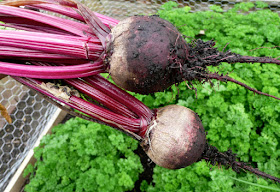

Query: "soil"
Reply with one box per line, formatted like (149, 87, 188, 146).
(129, 145, 155, 192)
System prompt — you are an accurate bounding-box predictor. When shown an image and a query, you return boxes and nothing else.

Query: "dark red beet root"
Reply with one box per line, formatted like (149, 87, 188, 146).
(141, 105, 206, 169)
(105, 16, 280, 100)
(104, 15, 188, 94)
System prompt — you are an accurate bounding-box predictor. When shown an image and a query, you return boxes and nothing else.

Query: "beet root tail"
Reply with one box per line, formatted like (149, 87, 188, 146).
(223, 55, 280, 65)
(201, 143, 280, 183)
(207, 73, 280, 100)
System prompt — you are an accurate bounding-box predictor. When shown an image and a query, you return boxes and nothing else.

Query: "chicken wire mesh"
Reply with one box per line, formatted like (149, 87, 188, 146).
(80, 0, 280, 20)
(0, 77, 57, 191)
(1, 0, 280, 191)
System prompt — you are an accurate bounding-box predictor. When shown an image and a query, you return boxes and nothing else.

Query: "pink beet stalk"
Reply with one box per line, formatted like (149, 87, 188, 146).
(13, 76, 144, 133)
(32, 62, 153, 131)
(0, 2, 109, 78)
(0, 1, 111, 79)
(69, 96, 141, 132)
(0, 30, 103, 61)
(25, 4, 119, 27)
(84, 75, 153, 121)
(0, 5, 92, 36)
(0, 61, 105, 78)
(0, 0, 120, 79)
(64, 78, 138, 119)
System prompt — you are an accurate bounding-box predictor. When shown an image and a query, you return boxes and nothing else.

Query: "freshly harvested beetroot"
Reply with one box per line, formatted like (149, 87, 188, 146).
(138, 105, 280, 183)
(141, 105, 206, 169)
(104, 15, 188, 94)
(104, 15, 280, 99)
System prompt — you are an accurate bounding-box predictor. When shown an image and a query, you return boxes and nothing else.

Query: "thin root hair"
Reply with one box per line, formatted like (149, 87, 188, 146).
(201, 143, 280, 183)
(207, 73, 280, 100)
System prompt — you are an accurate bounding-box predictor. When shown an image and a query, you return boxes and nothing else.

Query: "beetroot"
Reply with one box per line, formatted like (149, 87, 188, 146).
(104, 16, 280, 100)
(104, 15, 188, 94)
(141, 105, 206, 169)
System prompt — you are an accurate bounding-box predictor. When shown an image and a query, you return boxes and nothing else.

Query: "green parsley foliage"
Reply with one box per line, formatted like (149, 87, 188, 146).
(23, 2, 280, 192)
(23, 118, 143, 192)
(133, 2, 280, 191)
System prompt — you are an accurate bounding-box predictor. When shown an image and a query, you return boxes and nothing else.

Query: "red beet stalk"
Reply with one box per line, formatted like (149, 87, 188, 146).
(13, 76, 153, 135)
(0, 0, 117, 78)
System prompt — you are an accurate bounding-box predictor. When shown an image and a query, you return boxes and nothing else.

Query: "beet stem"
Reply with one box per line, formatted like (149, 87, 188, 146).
(13, 76, 143, 132)
(69, 96, 141, 132)
(76, 2, 110, 47)
(0, 5, 89, 37)
(0, 29, 103, 61)
(33, 62, 152, 136)
(0, 61, 105, 79)
(26, 4, 119, 27)
(65, 78, 138, 119)
(13, 76, 143, 141)
(84, 75, 154, 121)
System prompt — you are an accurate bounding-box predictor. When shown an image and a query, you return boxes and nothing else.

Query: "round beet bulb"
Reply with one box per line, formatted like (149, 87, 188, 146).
(104, 15, 188, 94)
(141, 105, 206, 169)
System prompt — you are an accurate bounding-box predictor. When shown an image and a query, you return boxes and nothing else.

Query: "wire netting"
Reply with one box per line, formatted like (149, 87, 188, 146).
(0, 77, 57, 191)
(0, 0, 280, 191)
(81, 0, 280, 20)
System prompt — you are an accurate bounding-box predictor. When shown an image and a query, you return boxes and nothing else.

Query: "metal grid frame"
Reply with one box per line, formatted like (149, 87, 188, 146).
(81, 0, 280, 20)
(0, 77, 57, 191)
